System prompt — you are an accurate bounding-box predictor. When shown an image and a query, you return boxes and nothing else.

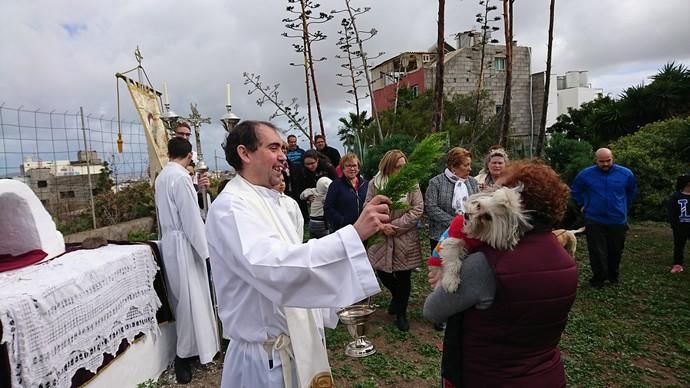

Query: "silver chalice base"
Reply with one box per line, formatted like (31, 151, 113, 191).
(337, 305, 376, 358)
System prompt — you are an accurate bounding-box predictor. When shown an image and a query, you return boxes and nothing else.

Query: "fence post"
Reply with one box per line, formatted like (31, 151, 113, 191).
(80, 107, 97, 230)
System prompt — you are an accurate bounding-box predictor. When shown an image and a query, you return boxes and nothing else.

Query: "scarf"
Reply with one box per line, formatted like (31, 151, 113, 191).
(226, 175, 333, 388)
(445, 168, 468, 214)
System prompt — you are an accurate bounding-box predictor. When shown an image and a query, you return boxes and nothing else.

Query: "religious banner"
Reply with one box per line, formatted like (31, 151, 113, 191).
(118, 73, 169, 180)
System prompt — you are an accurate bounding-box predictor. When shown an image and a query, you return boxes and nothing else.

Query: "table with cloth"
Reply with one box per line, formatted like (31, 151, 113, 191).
(0, 244, 163, 387)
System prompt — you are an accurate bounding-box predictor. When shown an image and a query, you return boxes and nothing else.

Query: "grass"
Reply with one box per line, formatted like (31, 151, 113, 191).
(326, 222, 690, 387)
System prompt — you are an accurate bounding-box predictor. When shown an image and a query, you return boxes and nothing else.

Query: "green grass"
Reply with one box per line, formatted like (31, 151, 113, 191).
(326, 222, 690, 387)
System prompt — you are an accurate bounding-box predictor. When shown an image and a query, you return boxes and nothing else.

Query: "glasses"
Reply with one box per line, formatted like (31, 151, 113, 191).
(344, 164, 359, 169)
(175, 131, 192, 138)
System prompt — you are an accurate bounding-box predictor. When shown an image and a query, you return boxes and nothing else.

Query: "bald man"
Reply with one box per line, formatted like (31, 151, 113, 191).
(571, 148, 637, 288)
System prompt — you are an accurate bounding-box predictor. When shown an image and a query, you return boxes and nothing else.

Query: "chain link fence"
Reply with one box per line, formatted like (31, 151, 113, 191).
(0, 104, 151, 232)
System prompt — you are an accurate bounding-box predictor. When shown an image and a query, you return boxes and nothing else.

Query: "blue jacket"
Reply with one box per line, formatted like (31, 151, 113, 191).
(571, 164, 637, 225)
(324, 175, 368, 232)
(287, 147, 305, 167)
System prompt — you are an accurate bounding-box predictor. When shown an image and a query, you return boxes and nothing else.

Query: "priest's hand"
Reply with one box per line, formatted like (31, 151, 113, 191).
(354, 195, 391, 240)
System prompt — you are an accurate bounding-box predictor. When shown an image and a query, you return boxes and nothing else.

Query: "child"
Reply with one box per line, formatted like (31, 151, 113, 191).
(300, 176, 333, 239)
(274, 173, 304, 241)
(668, 173, 690, 273)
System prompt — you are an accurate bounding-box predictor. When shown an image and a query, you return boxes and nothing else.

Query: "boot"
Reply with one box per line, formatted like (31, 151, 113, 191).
(387, 298, 397, 315)
(174, 356, 192, 384)
(395, 313, 409, 332)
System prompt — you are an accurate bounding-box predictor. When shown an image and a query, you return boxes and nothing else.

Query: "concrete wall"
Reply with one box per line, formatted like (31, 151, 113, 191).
(64, 216, 155, 243)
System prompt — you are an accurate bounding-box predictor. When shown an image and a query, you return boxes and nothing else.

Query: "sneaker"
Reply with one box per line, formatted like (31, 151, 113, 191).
(671, 264, 684, 273)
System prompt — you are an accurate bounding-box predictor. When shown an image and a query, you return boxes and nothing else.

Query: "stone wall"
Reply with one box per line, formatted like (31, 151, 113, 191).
(424, 44, 536, 138)
(64, 216, 155, 243)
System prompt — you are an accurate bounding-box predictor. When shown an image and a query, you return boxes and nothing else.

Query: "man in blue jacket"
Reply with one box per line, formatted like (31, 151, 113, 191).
(572, 148, 637, 288)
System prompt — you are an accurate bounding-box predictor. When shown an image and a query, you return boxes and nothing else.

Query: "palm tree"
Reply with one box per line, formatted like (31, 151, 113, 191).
(338, 111, 374, 159)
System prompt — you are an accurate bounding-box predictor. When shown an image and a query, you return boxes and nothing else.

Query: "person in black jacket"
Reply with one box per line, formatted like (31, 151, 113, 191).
(324, 153, 368, 232)
(314, 134, 341, 167)
(293, 150, 338, 221)
(668, 173, 690, 273)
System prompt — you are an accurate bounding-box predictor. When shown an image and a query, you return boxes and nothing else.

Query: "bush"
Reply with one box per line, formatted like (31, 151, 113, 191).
(361, 134, 418, 179)
(128, 229, 157, 241)
(611, 117, 690, 221)
(94, 181, 155, 227)
(545, 133, 594, 184)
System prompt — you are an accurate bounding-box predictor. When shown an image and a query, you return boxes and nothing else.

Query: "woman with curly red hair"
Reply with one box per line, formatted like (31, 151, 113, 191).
(424, 159, 578, 387)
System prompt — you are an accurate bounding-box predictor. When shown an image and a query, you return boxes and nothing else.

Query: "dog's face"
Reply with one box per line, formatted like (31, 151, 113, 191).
(463, 186, 532, 251)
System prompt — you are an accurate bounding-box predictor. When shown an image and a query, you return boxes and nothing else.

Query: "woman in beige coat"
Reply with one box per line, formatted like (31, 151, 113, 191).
(365, 149, 423, 331)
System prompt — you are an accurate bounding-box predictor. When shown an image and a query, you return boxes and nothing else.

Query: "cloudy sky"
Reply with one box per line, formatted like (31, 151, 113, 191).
(1, 0, 689, 173)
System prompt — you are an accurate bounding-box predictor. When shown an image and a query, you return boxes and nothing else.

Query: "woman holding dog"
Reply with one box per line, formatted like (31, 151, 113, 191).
(366, 149, 423, 332)
(424, 160, 578, 387)
(425, 147, 480, 253)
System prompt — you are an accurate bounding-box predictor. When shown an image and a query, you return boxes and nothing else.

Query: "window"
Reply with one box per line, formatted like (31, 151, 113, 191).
(496, 104, 503, 114)
(37, 180, 48, 188)
(411, 85, 419, 98)
(423, 54, 431, 62)
(494, 57, 506, 71)
(59, 191, 75, 199)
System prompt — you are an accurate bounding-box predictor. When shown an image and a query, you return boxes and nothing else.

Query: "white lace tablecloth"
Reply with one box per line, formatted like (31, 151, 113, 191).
(0, 244, 162, 388)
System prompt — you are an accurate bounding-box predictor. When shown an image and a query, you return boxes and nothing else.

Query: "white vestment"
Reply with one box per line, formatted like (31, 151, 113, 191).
(155, 162, 219, 363)
(278, 193, 304, 241)
(206, 175, 380, 388)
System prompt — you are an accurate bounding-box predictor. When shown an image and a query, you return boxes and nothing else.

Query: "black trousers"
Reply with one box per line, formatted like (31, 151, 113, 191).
(585, 221, 628, 282)
(430, 239, 439, 256)
(672, 224, 690, 265)
(376, 270, 412, 316)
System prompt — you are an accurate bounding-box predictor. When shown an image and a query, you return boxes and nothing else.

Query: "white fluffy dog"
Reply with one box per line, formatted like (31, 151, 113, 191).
(439, 186, 532, 293)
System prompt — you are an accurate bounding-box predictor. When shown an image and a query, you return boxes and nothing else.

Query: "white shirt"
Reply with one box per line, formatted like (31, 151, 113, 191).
(206, 176, 379, 387)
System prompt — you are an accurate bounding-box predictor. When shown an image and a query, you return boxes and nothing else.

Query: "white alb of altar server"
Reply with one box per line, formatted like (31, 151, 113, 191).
(155, 162, 219, 364)
(206, 174, 380, 388)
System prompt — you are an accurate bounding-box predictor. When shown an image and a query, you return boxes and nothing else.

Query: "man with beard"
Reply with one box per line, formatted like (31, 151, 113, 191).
(571, 148, 637, 288)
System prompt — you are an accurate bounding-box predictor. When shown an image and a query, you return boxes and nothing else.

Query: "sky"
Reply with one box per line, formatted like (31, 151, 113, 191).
(1, 0, 689, 173)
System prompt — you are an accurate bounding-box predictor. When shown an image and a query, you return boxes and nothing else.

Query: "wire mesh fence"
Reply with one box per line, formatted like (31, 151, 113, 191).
(0, 104, 151, 233)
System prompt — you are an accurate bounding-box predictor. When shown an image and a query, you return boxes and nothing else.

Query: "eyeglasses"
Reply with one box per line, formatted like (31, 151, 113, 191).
(344, 164, 359, 169)
(175, 131, 192, 138)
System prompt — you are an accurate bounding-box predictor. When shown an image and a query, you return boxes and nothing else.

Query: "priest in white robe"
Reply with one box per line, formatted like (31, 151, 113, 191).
(155, 137, 219, 384)
(206, 120, 391, 388)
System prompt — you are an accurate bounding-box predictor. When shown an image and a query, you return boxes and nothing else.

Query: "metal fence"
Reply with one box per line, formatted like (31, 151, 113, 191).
(0, 104, 150, 230)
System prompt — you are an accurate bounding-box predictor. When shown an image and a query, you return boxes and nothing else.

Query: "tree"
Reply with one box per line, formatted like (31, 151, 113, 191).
(431, 0, 445, 133)
(498, 0, 514, 146)
(338, 110, 373, 159)
(471, 0, 501, 140)
(283, 0, 333, 141)
(335, 17, 368, 116)
(547, 61, 690, 149)
(94, 161, 113, 195)
(536, 0, 555, 157)
(243, 72, 310, 140)
(332, 1, 385, 142)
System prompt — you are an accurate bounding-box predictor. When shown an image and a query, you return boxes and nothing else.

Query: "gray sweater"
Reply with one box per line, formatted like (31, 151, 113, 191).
(425, 173, 480, 239)
(423, 251, 496, 324)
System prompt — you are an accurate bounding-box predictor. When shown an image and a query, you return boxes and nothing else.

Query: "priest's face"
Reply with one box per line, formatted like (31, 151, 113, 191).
(248, 124, 286, 188)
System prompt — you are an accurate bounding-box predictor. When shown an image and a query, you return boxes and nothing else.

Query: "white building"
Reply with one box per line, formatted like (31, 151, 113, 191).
(545, 71, 603, 127)
(21, 150, 104, 177)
